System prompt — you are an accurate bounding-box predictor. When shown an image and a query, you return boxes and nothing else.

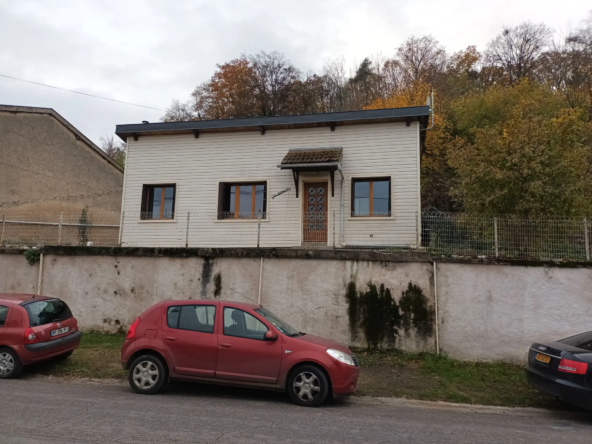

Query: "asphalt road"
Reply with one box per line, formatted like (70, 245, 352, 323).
(2, 377, 592, 443)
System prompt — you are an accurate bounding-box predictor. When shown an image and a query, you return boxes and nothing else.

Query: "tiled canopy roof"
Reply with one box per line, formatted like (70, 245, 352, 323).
(280, 148, 342, 165)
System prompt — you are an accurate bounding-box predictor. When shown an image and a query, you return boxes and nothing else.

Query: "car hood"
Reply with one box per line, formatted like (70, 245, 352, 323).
(292, 334, 353, 354)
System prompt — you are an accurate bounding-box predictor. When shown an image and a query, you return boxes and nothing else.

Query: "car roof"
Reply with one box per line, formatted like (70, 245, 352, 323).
(165, 300, 261, 309)
(0, 293, 51, 305)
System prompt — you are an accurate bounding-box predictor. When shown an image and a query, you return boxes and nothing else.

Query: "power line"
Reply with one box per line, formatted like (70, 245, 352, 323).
(0, 73, 166, 112)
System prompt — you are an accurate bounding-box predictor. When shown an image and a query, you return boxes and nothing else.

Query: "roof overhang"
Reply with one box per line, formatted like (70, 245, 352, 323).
(115, 106, 431, 143)
(277, 147, 344, 198)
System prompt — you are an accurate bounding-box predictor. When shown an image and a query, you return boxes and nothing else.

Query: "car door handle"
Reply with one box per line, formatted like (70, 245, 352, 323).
(165, 337, 177, 341)
(220, 343, 233, 348)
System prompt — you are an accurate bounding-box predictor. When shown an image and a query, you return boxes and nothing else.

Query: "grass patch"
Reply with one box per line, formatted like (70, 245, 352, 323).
(354, 348, 568, 409)
(27, 331, 126, 380)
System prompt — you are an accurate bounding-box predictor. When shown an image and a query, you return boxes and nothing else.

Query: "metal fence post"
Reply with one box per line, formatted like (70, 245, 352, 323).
(415, 211, 420, 250)
(257, 211, 261, 248)
(58, 212, 64, 246)
(584, 218, 590, 261)
(118, 212, 125, 246)
(0, 214, 5, 245)
(332, 210, 336, 249)
(185, 212, 191, 248)
(494, 217, 499, 257)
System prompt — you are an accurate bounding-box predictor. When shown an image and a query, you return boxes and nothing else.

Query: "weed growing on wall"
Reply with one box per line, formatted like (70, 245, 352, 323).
(78, 206, 89, 245)
(23, 249, 40, 265)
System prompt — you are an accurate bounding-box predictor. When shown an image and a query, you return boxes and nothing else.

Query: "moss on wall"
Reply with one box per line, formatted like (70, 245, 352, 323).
(399, 282, 435, 338)
(345, 280, 433, 348)
(213, 272, 222, 297)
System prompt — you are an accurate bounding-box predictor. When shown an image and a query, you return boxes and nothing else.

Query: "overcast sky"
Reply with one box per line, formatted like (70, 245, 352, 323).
(0, 0, 589, 147)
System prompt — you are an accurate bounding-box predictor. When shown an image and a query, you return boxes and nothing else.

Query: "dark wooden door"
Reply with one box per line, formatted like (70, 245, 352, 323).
(303, 182, 328, 243)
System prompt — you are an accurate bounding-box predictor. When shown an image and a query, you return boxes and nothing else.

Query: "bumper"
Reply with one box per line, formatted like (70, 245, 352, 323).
(330, 363, 360, 397)
(19, 331, 82, 365)
(526, 364, 592, 411)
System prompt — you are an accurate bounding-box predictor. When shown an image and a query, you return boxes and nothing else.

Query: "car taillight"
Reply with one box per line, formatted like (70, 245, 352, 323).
(126, 318, 140, 339)
(24, 327, 39, 344)
(558, 359, 588, 375)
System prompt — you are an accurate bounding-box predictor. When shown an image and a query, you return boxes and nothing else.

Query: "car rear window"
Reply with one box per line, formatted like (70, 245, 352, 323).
(24, 299, 73, 327)
(560, 331, 592, 351)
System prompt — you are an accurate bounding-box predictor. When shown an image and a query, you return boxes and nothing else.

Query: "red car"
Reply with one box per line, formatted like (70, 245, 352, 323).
(0, 293, 81, 378)
(121, 300, 359, 406)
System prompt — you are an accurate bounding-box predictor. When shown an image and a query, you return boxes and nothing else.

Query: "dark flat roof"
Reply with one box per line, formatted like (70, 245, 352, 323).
(115, 106, 430, 141)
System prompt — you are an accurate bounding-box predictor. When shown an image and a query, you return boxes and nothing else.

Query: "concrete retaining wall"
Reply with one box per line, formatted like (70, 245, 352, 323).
(1, 251, 590, 362)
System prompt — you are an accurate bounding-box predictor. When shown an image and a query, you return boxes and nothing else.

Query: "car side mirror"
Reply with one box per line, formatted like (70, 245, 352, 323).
(264, 331, 278, 341)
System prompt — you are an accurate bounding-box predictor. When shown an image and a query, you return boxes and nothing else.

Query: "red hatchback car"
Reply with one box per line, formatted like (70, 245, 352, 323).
(121, 300, 359, 406)
(0, 293, 81, 379)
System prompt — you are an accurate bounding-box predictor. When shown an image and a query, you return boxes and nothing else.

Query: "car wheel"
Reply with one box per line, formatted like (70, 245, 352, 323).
(0, 348, 23, 379)
(287, 364, 329, 407)
(128, 355, 167, 395)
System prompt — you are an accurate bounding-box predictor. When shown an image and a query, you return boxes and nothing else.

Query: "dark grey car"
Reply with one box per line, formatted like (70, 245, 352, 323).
(526, 331, 592, 410)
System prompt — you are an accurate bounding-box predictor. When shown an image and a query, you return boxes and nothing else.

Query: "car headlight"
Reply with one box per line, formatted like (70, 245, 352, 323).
(326, 349, 355, 366)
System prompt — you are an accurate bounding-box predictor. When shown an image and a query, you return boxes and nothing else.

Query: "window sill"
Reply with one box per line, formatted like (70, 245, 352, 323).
(347, 216, 394, 221)
(214, 218, 270, 223)
(138, 219, 177, 223)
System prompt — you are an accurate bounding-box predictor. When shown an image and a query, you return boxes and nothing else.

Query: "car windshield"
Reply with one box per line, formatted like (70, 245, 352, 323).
(560, 331, 592, 351)
(24, 299, 73, 327)
(254, 308, 300, 337)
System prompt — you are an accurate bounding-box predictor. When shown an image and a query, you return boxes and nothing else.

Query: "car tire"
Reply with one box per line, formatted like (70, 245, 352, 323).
(128, 354, 167, 395)
(0, 347, 23, 379)
(287, 364, 330, 407)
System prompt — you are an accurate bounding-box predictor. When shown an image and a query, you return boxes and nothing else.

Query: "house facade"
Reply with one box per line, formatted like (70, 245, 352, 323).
(115, 107, 429, 248)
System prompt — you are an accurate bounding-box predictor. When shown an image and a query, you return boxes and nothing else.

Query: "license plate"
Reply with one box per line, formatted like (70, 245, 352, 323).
(535, 353, 551, 364)
(51, 326, 69, 337)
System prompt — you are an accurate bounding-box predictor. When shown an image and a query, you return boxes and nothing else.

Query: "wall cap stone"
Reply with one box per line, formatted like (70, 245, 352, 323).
(2, 246, 592, 268)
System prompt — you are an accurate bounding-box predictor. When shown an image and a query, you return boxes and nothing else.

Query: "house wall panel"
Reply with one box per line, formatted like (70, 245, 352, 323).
(121, 122, 420, 248)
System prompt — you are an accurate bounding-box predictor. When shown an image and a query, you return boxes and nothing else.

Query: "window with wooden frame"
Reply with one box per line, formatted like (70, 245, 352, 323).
(351, 177, 391, 217)
(141, 184, 176, 220)
(218, 182, 267, 219)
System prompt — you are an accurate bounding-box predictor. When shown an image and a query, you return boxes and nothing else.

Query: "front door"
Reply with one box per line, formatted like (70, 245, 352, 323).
(303, 182, 328, 243)
(216, 307, 282, 384)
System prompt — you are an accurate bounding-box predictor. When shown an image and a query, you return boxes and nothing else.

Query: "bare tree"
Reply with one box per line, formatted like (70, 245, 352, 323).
(248, 51, 301, 116)
(100, 135, 126, 168)
(484, 22, 553, 85)
(396, 35, 448, 87)
(162, 99, 198, 122)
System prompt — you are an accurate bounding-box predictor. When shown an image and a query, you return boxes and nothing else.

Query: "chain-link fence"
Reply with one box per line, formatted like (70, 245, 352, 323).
(0, 212, 121, 247)
(2, 211, 591, 261)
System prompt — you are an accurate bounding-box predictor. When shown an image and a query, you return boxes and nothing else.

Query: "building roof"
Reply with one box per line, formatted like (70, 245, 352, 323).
(280, 147, 343, 165)
(0, 105, 124, 172)
(115, 106, 431, 142)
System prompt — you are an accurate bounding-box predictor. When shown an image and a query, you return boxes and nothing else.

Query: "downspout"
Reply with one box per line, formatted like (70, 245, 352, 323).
(257, 257, 264, 305)
(338, 164, 345, 246)
(35, 253, 44, 297)
(433, 261, 440, 355)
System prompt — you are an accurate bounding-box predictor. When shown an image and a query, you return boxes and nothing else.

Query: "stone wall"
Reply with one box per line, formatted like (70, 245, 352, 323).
(1, 249, 590, 362)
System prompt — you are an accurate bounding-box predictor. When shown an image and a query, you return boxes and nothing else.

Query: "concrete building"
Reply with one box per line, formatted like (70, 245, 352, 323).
(0, 105, 124, 214)
(115, 107, 430, 248)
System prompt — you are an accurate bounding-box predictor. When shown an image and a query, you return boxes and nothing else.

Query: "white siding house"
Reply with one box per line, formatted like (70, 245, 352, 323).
(115, 107, 429, 249)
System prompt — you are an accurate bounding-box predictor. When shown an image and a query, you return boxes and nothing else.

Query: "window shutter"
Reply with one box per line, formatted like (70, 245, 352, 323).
(217, 182, 225, 220)
(140, 185, 149, 219)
